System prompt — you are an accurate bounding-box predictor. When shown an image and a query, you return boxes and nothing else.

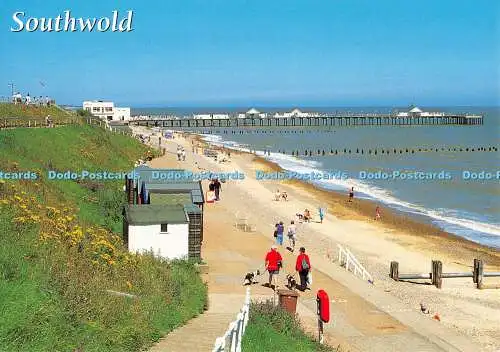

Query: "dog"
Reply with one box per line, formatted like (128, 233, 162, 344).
(243, 270, 260, 286)
(420, 302, 430, 314)
(286, 274, 297, 290)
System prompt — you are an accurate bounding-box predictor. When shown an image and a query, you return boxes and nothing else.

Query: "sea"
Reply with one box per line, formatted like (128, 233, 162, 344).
(133, 106, 500, 248)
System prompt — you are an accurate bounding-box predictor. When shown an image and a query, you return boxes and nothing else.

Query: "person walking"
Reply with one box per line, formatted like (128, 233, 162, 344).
(265, 245, 283, 289)
(276, 221, 284, 246)
(295, 247, 311, 291)
(348, 187, 354, 202)
(181, 148, 186, 161)
(176, 146, 182, 161)
(213, 178, 221, 201)
(287, 220, 297, 251)
(318, 207, 325, 223)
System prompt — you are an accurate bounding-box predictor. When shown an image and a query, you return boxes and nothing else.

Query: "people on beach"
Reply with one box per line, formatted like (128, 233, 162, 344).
(295, 247, 311, 291)
(348, 187, 354, 202)
(176, 146, 182, 161)
(318, 207, 325, 223)
(275, 221, 284, 245)
(303, 209, 311, 222)
(274, 189, 281, 201)
(375, 206, 381, 220)
(265, 245, 283, 289)
(281, 191, 288, 201)
(213, 178, 221, 200)
(287, 221, 297, 251)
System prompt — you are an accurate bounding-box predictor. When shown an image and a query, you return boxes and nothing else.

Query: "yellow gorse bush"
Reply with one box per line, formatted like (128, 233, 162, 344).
(0, 182, 140, 277)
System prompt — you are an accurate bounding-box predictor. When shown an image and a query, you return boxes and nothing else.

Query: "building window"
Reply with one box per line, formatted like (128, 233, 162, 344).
(160, 223, 168, 233)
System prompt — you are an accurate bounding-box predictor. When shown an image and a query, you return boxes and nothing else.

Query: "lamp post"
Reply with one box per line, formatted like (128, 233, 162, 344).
(8, 82, 14, 97)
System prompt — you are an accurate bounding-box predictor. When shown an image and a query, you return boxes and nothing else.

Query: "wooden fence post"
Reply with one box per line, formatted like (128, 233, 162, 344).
(431, 260, 436, 286)
(473, 259, 478, 284)
(477, 260, 483, 289)
(435, 261, 442, 289)
(390, 261, 399, 280)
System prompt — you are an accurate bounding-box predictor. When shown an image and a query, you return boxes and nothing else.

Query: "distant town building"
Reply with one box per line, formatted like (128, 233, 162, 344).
(114, 107, 131, 121)
(82, 100, 131, 121)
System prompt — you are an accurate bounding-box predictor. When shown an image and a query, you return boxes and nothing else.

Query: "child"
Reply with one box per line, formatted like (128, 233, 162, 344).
(375, 206, 381, 220)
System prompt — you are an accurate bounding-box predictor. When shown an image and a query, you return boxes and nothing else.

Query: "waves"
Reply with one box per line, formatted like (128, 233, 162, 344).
(199, 133, 500, 248)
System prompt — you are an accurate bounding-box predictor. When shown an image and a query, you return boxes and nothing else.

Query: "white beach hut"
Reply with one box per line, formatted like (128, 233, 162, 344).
(123, 204, 190, 260)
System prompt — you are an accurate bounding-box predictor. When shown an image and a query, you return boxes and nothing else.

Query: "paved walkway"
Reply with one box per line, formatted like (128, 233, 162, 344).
(149, 294, 245, 352)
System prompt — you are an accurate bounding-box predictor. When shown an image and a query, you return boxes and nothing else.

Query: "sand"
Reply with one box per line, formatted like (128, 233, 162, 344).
(133, 126, 500, 351)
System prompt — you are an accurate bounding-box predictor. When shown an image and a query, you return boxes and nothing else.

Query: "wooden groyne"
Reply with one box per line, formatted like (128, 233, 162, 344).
(390, 259, 500, 289)
(130, 113, 484, 129)
(268, 146, 499, 156)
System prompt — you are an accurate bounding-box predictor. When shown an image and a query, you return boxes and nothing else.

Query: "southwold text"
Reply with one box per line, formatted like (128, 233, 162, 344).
(11, 10, 134, 33)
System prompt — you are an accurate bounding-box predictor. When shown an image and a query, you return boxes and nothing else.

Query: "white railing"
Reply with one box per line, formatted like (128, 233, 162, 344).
(337, 244, 373, 283)
(212, 288, 251, 352)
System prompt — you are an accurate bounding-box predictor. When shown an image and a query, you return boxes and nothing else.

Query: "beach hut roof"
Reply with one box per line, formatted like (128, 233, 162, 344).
(131, 166, 205, 204)
(246, 108, 260, 114)
(409, 107, 423, 113)
(123, 204, 188, 226)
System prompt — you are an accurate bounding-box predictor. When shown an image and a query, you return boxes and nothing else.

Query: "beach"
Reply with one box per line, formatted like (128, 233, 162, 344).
(135, 126, 500, 351)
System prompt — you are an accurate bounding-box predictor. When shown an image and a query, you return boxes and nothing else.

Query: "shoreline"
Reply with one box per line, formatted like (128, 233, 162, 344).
(194, 134, 500, 268)
(253, 154, 500, 266)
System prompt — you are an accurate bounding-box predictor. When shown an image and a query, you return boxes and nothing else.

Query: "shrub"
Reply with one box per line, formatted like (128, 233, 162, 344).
(243, 300, 337, 352)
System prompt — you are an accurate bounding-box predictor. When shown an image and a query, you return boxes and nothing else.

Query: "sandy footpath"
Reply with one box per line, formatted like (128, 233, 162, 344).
(134, 127, 500, 351)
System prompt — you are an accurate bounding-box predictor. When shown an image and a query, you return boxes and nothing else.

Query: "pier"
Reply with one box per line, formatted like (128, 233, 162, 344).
(129, 113, 484, 129)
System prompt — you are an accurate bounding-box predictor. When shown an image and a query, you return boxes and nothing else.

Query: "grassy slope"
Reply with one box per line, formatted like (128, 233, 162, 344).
(0, 125, 207, 351)
(0, 103, 74, 120)
(242, 301, 337, 352)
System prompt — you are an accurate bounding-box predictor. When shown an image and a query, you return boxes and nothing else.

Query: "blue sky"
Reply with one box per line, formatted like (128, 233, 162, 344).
(0, 0, 498, 107)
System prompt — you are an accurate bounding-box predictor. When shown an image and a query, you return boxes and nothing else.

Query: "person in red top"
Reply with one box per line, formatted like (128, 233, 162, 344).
(265, 245, 283, 289)
(295, 247, 311, 291)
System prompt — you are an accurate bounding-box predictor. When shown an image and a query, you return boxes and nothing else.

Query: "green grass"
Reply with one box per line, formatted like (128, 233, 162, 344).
(0, 125, 207, 351)
(0, 102, 74, 120)
(242, 301, 337, 352)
